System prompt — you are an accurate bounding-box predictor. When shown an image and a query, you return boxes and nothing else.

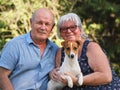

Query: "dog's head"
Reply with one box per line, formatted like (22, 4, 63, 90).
(61, 40, 81, 59)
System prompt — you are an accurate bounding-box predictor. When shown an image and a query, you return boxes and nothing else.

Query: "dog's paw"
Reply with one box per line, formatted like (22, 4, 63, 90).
(65, 76, 73, 88)
(68, 83, 73, 88)
(68, 80, 73, 88)
(77, 73, 83, 86)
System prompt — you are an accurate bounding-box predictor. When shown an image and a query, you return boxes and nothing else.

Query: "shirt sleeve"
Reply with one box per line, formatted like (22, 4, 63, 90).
(0, 41, 19, 71)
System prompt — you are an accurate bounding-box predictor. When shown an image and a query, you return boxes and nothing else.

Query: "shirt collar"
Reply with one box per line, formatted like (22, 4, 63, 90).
(26, 31, 33, 44)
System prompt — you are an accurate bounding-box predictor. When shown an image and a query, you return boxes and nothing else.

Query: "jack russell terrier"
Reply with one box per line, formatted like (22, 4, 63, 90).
(47, 40, 83, 90)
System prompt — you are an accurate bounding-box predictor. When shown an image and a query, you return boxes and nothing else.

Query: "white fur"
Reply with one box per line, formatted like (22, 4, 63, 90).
(47, 44, 83, 90)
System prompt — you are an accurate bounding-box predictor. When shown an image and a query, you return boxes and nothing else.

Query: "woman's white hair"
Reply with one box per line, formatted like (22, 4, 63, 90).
(57, 13, 88, 39)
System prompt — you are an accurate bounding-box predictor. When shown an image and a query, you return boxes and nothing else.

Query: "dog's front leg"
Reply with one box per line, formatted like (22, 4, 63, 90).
(77, 73, 83, 86)
(47, 79, 65, 90)
(64, 75, 73, 88)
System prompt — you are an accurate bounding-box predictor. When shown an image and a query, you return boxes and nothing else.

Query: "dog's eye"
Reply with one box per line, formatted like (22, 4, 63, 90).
(66, 47, 70, 51)
(73, 47, 77, 50)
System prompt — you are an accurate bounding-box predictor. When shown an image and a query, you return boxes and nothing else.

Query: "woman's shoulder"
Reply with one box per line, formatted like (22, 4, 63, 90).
(87, 41, 101, 50)
(86, 41, 103, 54)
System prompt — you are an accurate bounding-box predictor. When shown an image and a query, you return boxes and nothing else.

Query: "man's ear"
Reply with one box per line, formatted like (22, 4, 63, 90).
(30, 18, 32, 26)
(52, 23, 55, 29)
(50, 23, 55, 31)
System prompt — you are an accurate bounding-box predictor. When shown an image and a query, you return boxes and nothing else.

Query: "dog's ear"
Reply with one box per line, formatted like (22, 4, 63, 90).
(61, 41, 65, 47)
(61, 40, 68, 47)
(76, 40, 81, 46)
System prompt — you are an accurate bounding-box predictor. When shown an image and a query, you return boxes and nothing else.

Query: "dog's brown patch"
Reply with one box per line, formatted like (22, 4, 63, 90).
(61, 40, 81, 57)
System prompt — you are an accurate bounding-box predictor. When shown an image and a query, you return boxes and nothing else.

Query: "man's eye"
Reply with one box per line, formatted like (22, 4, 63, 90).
(37, 22, 42, 25)
(45, 23, 50, 26)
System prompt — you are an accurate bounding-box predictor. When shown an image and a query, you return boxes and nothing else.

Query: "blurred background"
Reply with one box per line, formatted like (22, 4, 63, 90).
(0, 0, 120, 77)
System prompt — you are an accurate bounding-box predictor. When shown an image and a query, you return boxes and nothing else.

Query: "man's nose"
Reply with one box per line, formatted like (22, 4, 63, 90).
(40, 24, 46, 29)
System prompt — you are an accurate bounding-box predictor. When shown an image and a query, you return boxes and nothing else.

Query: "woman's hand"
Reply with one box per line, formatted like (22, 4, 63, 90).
(49, 69, 79, 85)
(49, 68, 61, 82)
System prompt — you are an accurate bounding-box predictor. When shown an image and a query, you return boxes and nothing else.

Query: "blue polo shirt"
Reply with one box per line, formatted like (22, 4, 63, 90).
(0, 32, 58, 90)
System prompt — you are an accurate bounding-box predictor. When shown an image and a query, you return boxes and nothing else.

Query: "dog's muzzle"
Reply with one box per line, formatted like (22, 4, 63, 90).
(68, 54, 74, 59)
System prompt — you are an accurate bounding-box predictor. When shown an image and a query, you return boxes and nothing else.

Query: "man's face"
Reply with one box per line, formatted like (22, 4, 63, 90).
(30, 10, 54, 43)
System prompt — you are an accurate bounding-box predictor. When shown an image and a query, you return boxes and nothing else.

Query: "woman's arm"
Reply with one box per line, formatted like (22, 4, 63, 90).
(49, 48, 62, 81)
(55, 48, 62, 68)
(83, 42, 112, 86)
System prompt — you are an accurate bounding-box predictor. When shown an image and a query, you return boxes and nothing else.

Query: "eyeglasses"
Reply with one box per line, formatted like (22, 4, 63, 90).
(60, 25, 78, 33)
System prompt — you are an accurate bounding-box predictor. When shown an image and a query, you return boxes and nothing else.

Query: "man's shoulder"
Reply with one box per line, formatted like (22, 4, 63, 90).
(5, 34, 27, 47)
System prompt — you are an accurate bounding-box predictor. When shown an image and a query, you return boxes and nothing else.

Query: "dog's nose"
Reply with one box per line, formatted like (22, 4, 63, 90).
(70, 54, 74, 58)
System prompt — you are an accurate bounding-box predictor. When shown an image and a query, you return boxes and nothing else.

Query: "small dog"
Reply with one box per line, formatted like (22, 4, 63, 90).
(47, 40, 83, 90)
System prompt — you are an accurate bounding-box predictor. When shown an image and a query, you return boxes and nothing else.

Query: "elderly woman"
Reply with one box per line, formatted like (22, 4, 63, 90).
(50, 13, 120, 90)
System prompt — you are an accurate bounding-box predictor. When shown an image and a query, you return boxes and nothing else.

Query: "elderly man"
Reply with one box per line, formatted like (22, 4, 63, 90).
(0, 8, 58, 90)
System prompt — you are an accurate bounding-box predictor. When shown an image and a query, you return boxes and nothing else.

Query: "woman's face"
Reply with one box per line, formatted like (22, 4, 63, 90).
(60, 20, 81, 41)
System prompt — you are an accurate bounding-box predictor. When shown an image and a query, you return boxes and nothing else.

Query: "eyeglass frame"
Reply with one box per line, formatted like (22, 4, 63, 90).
(60, 25, 78, 33)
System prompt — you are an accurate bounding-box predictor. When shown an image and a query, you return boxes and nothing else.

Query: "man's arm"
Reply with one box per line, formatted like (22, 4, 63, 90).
(0, 67, 14, 90)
